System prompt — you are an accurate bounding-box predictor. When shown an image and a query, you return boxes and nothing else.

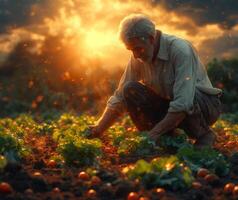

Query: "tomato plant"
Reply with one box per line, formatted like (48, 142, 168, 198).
(157, 129, 189, 151)
(117, 133, 156, 157)
(126, 156, 194, 190)
(57, 137, 102, 166)
(177, 146, 230, 176)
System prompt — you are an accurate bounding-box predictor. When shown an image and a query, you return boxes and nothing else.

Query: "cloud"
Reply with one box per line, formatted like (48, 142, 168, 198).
(0, 0, 61, 33)
(197, 25, 238, 62)
(0, 0, 237, 68)
(153, 0, 238, 30)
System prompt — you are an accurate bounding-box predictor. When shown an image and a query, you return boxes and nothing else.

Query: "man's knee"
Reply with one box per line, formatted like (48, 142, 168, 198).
(194, 90, 222, 126)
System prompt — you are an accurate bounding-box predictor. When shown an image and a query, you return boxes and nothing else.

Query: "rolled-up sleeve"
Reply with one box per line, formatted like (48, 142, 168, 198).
(106, 56, 140, 113)
(168, 41, 197, 114)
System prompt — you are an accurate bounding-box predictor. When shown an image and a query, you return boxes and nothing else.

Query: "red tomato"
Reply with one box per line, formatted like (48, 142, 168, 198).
(48, 160, 57, 168)
(139, 197, 150, 200)
(224, 183, 235, 194)
(91, 176, 102, 186)
(127, 127, 133, 132)
(33, 172, 42, 177)
(0, 182, 12, 194)
(192, 181, 202, 189)
(204, 174, 218, 183)
(217, 82, 224, 89)
(86, 189, 97, 198)
(197, 168, 209, 178)
(127, 192, 139, 200)
(155, 188, 165, 198)
(24, 188, 33, 194)
(233, 186, 238, 195)
(104, 182, 113, 190)
(78, 171, 90, 181)
(52, 187, 60, 193)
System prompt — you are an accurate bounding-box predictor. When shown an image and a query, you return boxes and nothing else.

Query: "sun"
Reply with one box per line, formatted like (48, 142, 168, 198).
(83, 29, 120, 57)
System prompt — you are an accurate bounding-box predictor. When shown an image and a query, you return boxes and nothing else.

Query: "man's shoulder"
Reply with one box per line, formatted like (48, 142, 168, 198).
(163, 33, 193, 56)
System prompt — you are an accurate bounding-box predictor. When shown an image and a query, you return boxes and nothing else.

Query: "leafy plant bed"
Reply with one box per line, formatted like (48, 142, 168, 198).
(0, 113, 238, 200)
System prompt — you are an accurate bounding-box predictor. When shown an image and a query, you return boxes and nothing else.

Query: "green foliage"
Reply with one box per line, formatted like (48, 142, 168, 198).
(52, 113, 102, 166)
(212, 118, 238, 135)
(121, 115, 134, 127)
(14, 114, 50, 135)
(0, 130, 29, 162)
(126, 156, 194, 190)
(53, 114, 96, 141)
(117, 133, 156, 157)
(220, 113, 238, 124)
(108, 124, 157, 157)
(207, 58, 238, 112)
(0, 155, 7, 171)
(177, 146, 230, 176)
(57, 138, 102, 167)
(0, 115, 35, 159)
(107, 123, 127, 146)
(158, 130, 189, 151)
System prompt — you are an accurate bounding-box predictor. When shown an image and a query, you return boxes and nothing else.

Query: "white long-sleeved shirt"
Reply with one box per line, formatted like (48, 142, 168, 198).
(107, 32, 222, 115)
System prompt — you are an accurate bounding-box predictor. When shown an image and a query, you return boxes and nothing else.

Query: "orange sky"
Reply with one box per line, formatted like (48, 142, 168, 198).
(0, 0, 237, 70)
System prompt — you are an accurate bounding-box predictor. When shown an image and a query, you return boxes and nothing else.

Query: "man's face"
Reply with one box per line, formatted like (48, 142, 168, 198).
(125, 36, 155, 63)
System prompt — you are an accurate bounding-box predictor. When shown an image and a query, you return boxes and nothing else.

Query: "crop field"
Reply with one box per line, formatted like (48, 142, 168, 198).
(0, 2, 237, 199)
(0, 113, 238, 200)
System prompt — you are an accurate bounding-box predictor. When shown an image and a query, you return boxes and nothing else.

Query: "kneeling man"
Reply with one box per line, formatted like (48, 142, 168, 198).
(90, 14, 222, 149)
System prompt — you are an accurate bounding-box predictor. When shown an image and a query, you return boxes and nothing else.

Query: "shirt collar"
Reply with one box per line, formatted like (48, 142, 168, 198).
(157, 32, 169, 61)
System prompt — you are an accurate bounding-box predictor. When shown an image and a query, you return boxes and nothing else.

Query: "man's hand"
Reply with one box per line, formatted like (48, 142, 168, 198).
(148, 121, 164, 142)
(148, 112, 186, 142)
(86, 125, 102, 139)
(148, 128, 161, 142)
(86, 107, 122, 139)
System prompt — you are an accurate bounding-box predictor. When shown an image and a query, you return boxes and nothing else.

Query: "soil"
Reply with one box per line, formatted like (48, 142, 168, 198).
(0, 132, 238, 200)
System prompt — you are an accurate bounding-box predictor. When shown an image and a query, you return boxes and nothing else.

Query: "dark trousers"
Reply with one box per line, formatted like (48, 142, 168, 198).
(122, 81, 222, 139)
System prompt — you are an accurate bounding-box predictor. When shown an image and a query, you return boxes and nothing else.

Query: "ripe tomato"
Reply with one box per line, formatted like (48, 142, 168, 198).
(24, 188, 33, 194)
(224, 183, 235, 194)
(52, 187, 60, 193)
(104, 182, 113, 190)
(139, 197, 150, 200)
(155, 188, 165, 198)
(217, 82, 224, 89)
(86, 189, 97, 198)
(204, 174, 218, 183)
(91, 176, 101, 186)
(127, 127, 133, 132)
(127, 192, 139, 200)
(192, 181, 202, 189)
(228, 141, 236, 147)
(0, 182, 12, 194)
(48, 160, 57, 168)
(233, 186, 238, 195)
(78, 171, 90, 181)
(197, 168, 209, 178)
(33, 172, 42, 177)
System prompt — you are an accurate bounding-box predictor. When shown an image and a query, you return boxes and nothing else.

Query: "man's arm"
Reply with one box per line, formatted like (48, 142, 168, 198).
(90, 107, 122, 137)
(148, 40, 197, 141)
(148, 112, 186, 141)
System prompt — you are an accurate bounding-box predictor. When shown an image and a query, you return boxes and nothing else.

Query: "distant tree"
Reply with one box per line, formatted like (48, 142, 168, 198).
(207, 58, 238, 113)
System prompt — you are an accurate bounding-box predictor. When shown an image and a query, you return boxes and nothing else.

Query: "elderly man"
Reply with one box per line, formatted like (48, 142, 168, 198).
(90, 14, 222, 148)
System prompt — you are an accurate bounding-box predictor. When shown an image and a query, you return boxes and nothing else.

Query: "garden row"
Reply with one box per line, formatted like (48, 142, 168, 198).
(0, 113, 238, 199)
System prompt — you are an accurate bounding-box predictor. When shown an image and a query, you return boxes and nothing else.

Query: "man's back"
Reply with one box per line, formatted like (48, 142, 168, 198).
(108, 31, 222, 114)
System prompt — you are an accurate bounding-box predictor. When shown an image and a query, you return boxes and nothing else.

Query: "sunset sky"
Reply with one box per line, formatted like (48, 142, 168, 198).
(0, 0, 237, 70)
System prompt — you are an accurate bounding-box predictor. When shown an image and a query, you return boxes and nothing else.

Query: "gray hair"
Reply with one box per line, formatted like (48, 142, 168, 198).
(118, 14, 156, 44)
